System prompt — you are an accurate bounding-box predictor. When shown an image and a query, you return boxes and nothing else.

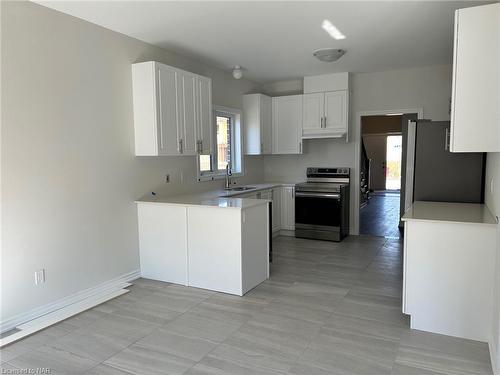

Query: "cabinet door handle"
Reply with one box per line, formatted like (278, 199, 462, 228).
(179, 139, 183, 154)
(200, 140, 203, 153)
(299, 142, 302, 153)
(445, 128, 450, 151)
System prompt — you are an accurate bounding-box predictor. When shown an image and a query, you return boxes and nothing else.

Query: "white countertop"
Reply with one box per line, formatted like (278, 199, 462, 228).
(135, 182, 298, 209)
(402, 201, 498, 226)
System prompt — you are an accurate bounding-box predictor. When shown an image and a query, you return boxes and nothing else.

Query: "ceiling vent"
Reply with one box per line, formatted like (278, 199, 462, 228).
(313, 48, 346, 62)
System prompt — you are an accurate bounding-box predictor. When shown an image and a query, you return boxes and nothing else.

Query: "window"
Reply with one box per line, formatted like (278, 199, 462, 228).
(197, 106, 243, 181)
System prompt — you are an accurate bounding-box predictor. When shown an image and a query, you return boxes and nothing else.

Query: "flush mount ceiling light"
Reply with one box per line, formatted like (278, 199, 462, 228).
(313, 48, 346, 62)
(322, 19, 346, 40)
(232, 65, 243, 79)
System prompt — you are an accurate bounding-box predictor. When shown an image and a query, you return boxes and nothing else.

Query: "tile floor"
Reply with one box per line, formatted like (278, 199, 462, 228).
(360, 191, 402, 238)
(0, 235, 493, 375)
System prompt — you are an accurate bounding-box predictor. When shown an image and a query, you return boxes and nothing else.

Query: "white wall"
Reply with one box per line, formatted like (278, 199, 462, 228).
(0, 1, 262, 324)
(263, 65, 453, 233)
(485, 153, 500, 373)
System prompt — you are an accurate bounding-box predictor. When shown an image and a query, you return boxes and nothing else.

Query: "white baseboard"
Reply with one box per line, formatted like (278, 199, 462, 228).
(279, 229, 295, 237)
(0, 269, 140, 335)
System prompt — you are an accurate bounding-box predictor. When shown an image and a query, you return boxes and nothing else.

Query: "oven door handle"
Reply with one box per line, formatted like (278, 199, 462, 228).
(295, 192, 341, 199)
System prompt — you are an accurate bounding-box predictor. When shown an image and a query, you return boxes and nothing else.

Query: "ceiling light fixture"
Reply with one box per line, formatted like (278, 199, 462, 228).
(313, 48, 346, 62)
(322, 19, 346, 40)
(232, 65, 243, 79)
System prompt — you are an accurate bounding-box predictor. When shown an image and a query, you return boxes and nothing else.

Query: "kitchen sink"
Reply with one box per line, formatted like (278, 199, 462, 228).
(226, 186, 256, 191)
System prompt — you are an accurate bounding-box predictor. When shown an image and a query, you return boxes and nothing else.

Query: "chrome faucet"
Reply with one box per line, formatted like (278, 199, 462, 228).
(225, 164, 233, 189)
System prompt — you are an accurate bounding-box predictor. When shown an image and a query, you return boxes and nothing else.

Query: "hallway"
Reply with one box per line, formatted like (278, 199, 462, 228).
(360, 191, 401, 238)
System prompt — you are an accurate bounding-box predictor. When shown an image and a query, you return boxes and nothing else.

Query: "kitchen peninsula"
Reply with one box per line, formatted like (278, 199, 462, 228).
(135, 184, 285, 296)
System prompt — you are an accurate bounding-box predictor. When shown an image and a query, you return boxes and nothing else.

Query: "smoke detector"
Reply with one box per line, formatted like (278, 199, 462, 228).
(232, 65, 243, 79)
(313, 48, 346, 62)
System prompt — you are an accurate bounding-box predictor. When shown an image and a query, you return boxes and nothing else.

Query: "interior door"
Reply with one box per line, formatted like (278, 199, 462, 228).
(302, 93, 324, 132)
(363, 135, 387, 191)
(197, 76, 213, 154)
(157, 65, 181, 155)
(324, 90, 347, 132)
(178, 72, 197, 155)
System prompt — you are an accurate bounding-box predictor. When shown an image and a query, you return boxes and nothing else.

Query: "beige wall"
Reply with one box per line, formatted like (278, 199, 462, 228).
(1, 1, 262, 323)
(263, 65, 453, 233)
(485, 152, 500, 372)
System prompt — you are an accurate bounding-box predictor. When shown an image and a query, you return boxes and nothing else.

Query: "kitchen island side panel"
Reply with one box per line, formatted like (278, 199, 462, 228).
(404, 219, 496, 341)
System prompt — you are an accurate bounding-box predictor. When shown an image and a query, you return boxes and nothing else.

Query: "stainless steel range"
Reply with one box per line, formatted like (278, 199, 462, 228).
(295, 167, 350, 242)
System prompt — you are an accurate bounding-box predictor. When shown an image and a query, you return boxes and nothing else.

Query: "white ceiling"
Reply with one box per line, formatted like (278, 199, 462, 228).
(36, 1, 492, 83)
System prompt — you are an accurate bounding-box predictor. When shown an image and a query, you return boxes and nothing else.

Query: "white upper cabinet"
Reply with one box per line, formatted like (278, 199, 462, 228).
(302, 93, 324, 132)
(302, 90, 348, 138)
(450, 3, 500, 152)
(243, 94, 272, 155)
(302, 72, 349, 139)
(132, 61, 213, 156)
(272, 95, 303, 154)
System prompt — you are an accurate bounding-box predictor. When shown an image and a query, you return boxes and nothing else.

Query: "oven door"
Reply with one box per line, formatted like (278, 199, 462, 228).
(295, 191, 341, 227)
(295, 191, 342, 240)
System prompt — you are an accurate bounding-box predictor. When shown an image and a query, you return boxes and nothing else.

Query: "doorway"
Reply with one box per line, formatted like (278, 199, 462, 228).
(359, 115, 403, 238)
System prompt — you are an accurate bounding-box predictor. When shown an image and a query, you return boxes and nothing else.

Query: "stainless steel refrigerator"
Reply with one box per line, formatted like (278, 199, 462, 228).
(402, 120, 485, 214)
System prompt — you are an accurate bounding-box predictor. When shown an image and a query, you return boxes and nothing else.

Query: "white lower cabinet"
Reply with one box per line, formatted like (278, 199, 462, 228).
(187, 205, 268, 295)
(281, 186, 295, 230)
(137, 204, 188, 285)
(403, 215, 496, 341)
(272, 187, 282, 233)
(137, 202, 269, 296)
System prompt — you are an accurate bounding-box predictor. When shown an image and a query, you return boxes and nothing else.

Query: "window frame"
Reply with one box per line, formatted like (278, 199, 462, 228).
(197, 105, 244, 182)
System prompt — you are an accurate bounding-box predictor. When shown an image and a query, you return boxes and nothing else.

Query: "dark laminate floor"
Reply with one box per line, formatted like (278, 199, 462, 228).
(0, 236, 492, 375)
(360, 191, 402, 238)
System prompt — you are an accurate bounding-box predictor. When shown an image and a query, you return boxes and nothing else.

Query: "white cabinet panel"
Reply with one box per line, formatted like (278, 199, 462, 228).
(281, 186, 295, 230)
(177, 72, 197, 155)
(272, 95, 303, 154)
(243, 94, 272, 155)
(197, 76, 213, 154)
(137, 204, 187, 284)
(324, 90, 348, 133)
(261, 95, 273, 154)
(302, 93, 324, 132)
(451, 3, 500, 152)
(187, 207, 242, 295)
(157, 65, 181, 155)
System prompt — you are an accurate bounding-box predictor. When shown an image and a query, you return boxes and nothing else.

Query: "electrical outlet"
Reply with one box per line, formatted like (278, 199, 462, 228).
(165, 174, 170, 183)
(34, 269, 45, 285)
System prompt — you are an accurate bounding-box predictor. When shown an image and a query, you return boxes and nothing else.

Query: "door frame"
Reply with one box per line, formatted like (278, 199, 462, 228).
(353, 108, 423, 235)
